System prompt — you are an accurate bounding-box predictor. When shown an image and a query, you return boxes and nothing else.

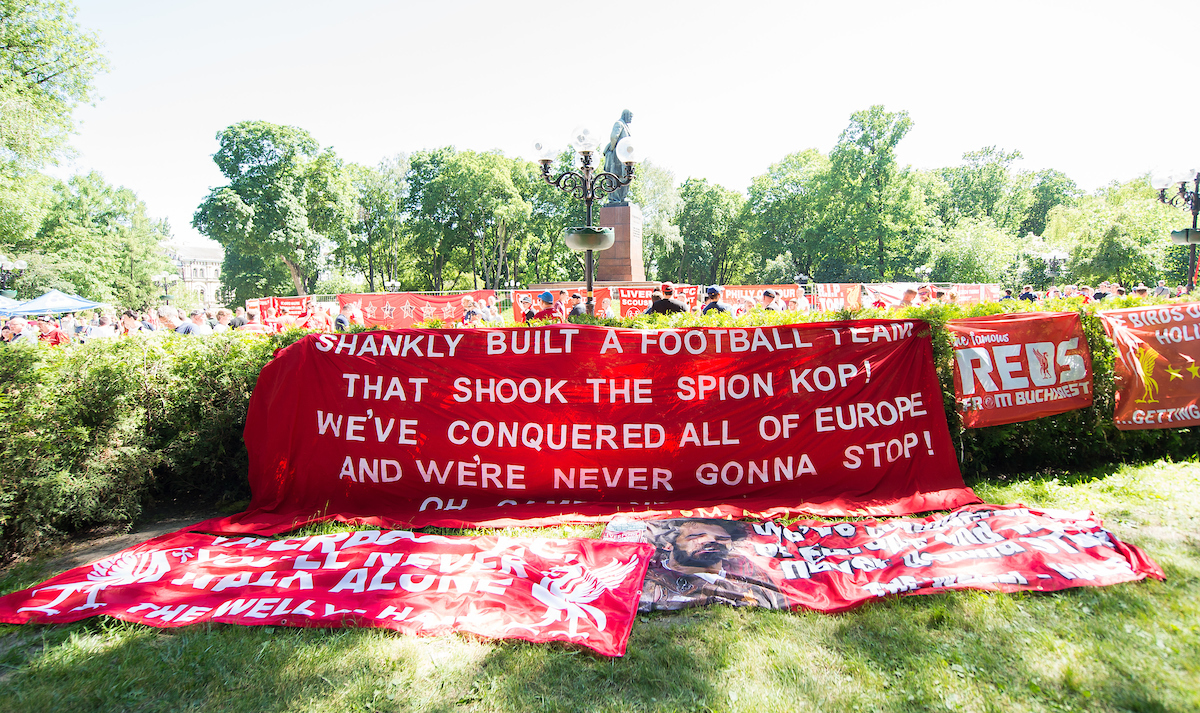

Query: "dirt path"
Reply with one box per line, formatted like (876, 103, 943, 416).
(4, 508, 224, 583)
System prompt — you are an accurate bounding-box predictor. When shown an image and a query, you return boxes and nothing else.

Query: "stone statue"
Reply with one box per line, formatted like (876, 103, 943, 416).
(603, 109, 633, 206)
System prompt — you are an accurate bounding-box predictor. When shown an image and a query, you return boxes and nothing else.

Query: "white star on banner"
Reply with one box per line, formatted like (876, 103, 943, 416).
(421, 305, 436, 319)
(362, 303, 377, 319)
(381, 302, 395, 319)
(399, 301, 416, 318)
(441, 304, 456, 318)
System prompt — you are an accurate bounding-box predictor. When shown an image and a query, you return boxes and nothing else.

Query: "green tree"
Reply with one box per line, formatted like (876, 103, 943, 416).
(666, 178, 748, 285)
(1044, 177, 1179, 288)
(15, 171, 171, 305)
(745, 149, 831, 281)
(339, 154, 408, 292)
(827, 105, 916, 279)
(1016, 168, 1080, 237)
(404, 149, 533, 291)
(924, 216, 1020, 284)
(0, 0, 106, 167)
(936, 146, 1024, 231)
(626, 159, 680, 281)
(193, 121, 354, 300)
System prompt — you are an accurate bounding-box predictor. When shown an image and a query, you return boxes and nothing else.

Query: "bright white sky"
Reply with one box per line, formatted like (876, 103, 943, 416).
(60, 0, 1199, 246)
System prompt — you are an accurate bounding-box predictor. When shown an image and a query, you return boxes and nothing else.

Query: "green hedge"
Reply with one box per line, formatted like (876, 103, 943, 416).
(0, 331, 306, 559)
(1, 301, 1195, 561)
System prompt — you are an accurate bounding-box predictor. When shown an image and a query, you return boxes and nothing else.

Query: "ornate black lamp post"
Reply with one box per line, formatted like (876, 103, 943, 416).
(534, 127, 638, 316)
(1150, 169, 1200, 292)
(152, 272, 178, 305)
(0, 255, 28, 298)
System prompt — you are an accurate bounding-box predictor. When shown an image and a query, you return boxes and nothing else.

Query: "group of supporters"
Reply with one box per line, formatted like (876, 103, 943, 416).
(0, 303, 341, 346)
(514, 284, 806, 322)
(1008, 280, 1187, 303)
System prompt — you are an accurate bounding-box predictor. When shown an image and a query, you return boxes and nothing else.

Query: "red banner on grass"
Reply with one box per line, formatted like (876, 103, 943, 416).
(338, 292, 495, 329)
(602, 504, 1162, 613)
(197, 321, 976, 536)
(948, 312, 1094, 428)
(0, 529, 652, 657)
(1099, 303, 1200, 429)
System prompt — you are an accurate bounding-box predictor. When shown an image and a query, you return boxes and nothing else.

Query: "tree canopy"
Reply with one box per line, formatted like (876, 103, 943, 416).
(0, 0, 106, 168)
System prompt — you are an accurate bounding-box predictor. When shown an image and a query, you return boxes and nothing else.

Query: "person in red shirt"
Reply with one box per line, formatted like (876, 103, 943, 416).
(35, 315, 71, 346)
(237, 310, 273, 334)
(532, 291, 557, 321)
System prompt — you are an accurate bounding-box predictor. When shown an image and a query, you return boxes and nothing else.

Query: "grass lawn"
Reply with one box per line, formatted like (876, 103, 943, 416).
(0, 459, 1197, 713)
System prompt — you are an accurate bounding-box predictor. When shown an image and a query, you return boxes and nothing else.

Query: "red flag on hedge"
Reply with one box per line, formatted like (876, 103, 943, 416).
(947, 312, 1094, 428)
(0, 529, 652, 657)
(1099, 303, 1200, 429)
(196, 321, 977, 536)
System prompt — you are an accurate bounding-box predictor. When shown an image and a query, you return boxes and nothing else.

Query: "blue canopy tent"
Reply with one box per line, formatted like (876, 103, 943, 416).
(0, 294, 20, 316)
(6, 289, 107, 316)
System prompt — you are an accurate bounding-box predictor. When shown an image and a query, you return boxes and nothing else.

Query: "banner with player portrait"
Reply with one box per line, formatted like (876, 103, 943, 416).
(1099, 303, 1200, 429)
(0, 529, 651, 658)
(601, 505, 1162, 613)
(948, 312, 1094, 428)
(195, 321, 977, 536)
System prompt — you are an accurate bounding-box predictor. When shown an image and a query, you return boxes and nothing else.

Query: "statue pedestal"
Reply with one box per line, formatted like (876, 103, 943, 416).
(597, 204, 644, 282)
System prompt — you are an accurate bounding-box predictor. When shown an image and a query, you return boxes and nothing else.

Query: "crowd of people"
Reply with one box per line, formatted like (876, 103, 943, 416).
(5, 278, 1192, 345)
(0, 302, 340, 346)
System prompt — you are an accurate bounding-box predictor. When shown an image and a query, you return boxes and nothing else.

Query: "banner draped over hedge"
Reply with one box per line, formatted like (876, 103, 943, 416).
(3, 299, 1198, 561)
(198, 322, 977, 535)
(1100, 303, 1200, 429)
(948, 312, 1094, 428)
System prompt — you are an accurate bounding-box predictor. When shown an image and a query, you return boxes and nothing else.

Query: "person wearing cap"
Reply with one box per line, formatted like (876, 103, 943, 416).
(517, 294, 535, 322)
(648, 282, 688, 314)
(176, 309, 214, 336)
(532, 291, 558, 320)
(761, 289, 783, 311)
(701, 286, 730, 315)
(568, 292, 586, 317)
(35, 316, 70, 346)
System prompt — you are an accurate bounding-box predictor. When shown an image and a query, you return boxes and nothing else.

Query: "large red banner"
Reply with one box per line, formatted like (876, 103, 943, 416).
(0, 529, 651, 657)
(602, 504, 1161, 613)
(197, 321, 976, 536)
(1099, 302, 1200, 429)
(338, 291, 495, 329)
(617, 286, 700, 316)
(948, 312, 1094, 428)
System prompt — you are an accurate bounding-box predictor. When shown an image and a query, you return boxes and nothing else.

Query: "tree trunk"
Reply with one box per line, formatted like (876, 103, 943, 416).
(283, 257, 307, 296)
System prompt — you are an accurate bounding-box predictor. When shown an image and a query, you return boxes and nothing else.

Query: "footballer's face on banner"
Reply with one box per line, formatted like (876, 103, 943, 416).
(672, 522, 733, 567)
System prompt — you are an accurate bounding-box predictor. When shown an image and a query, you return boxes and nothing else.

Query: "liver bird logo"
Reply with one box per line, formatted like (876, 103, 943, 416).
(1033, 347, 1052, 379)
(507, 556, 641, 639)
(17, 547, 193, 617)
(1134, 346, 1160, 403)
